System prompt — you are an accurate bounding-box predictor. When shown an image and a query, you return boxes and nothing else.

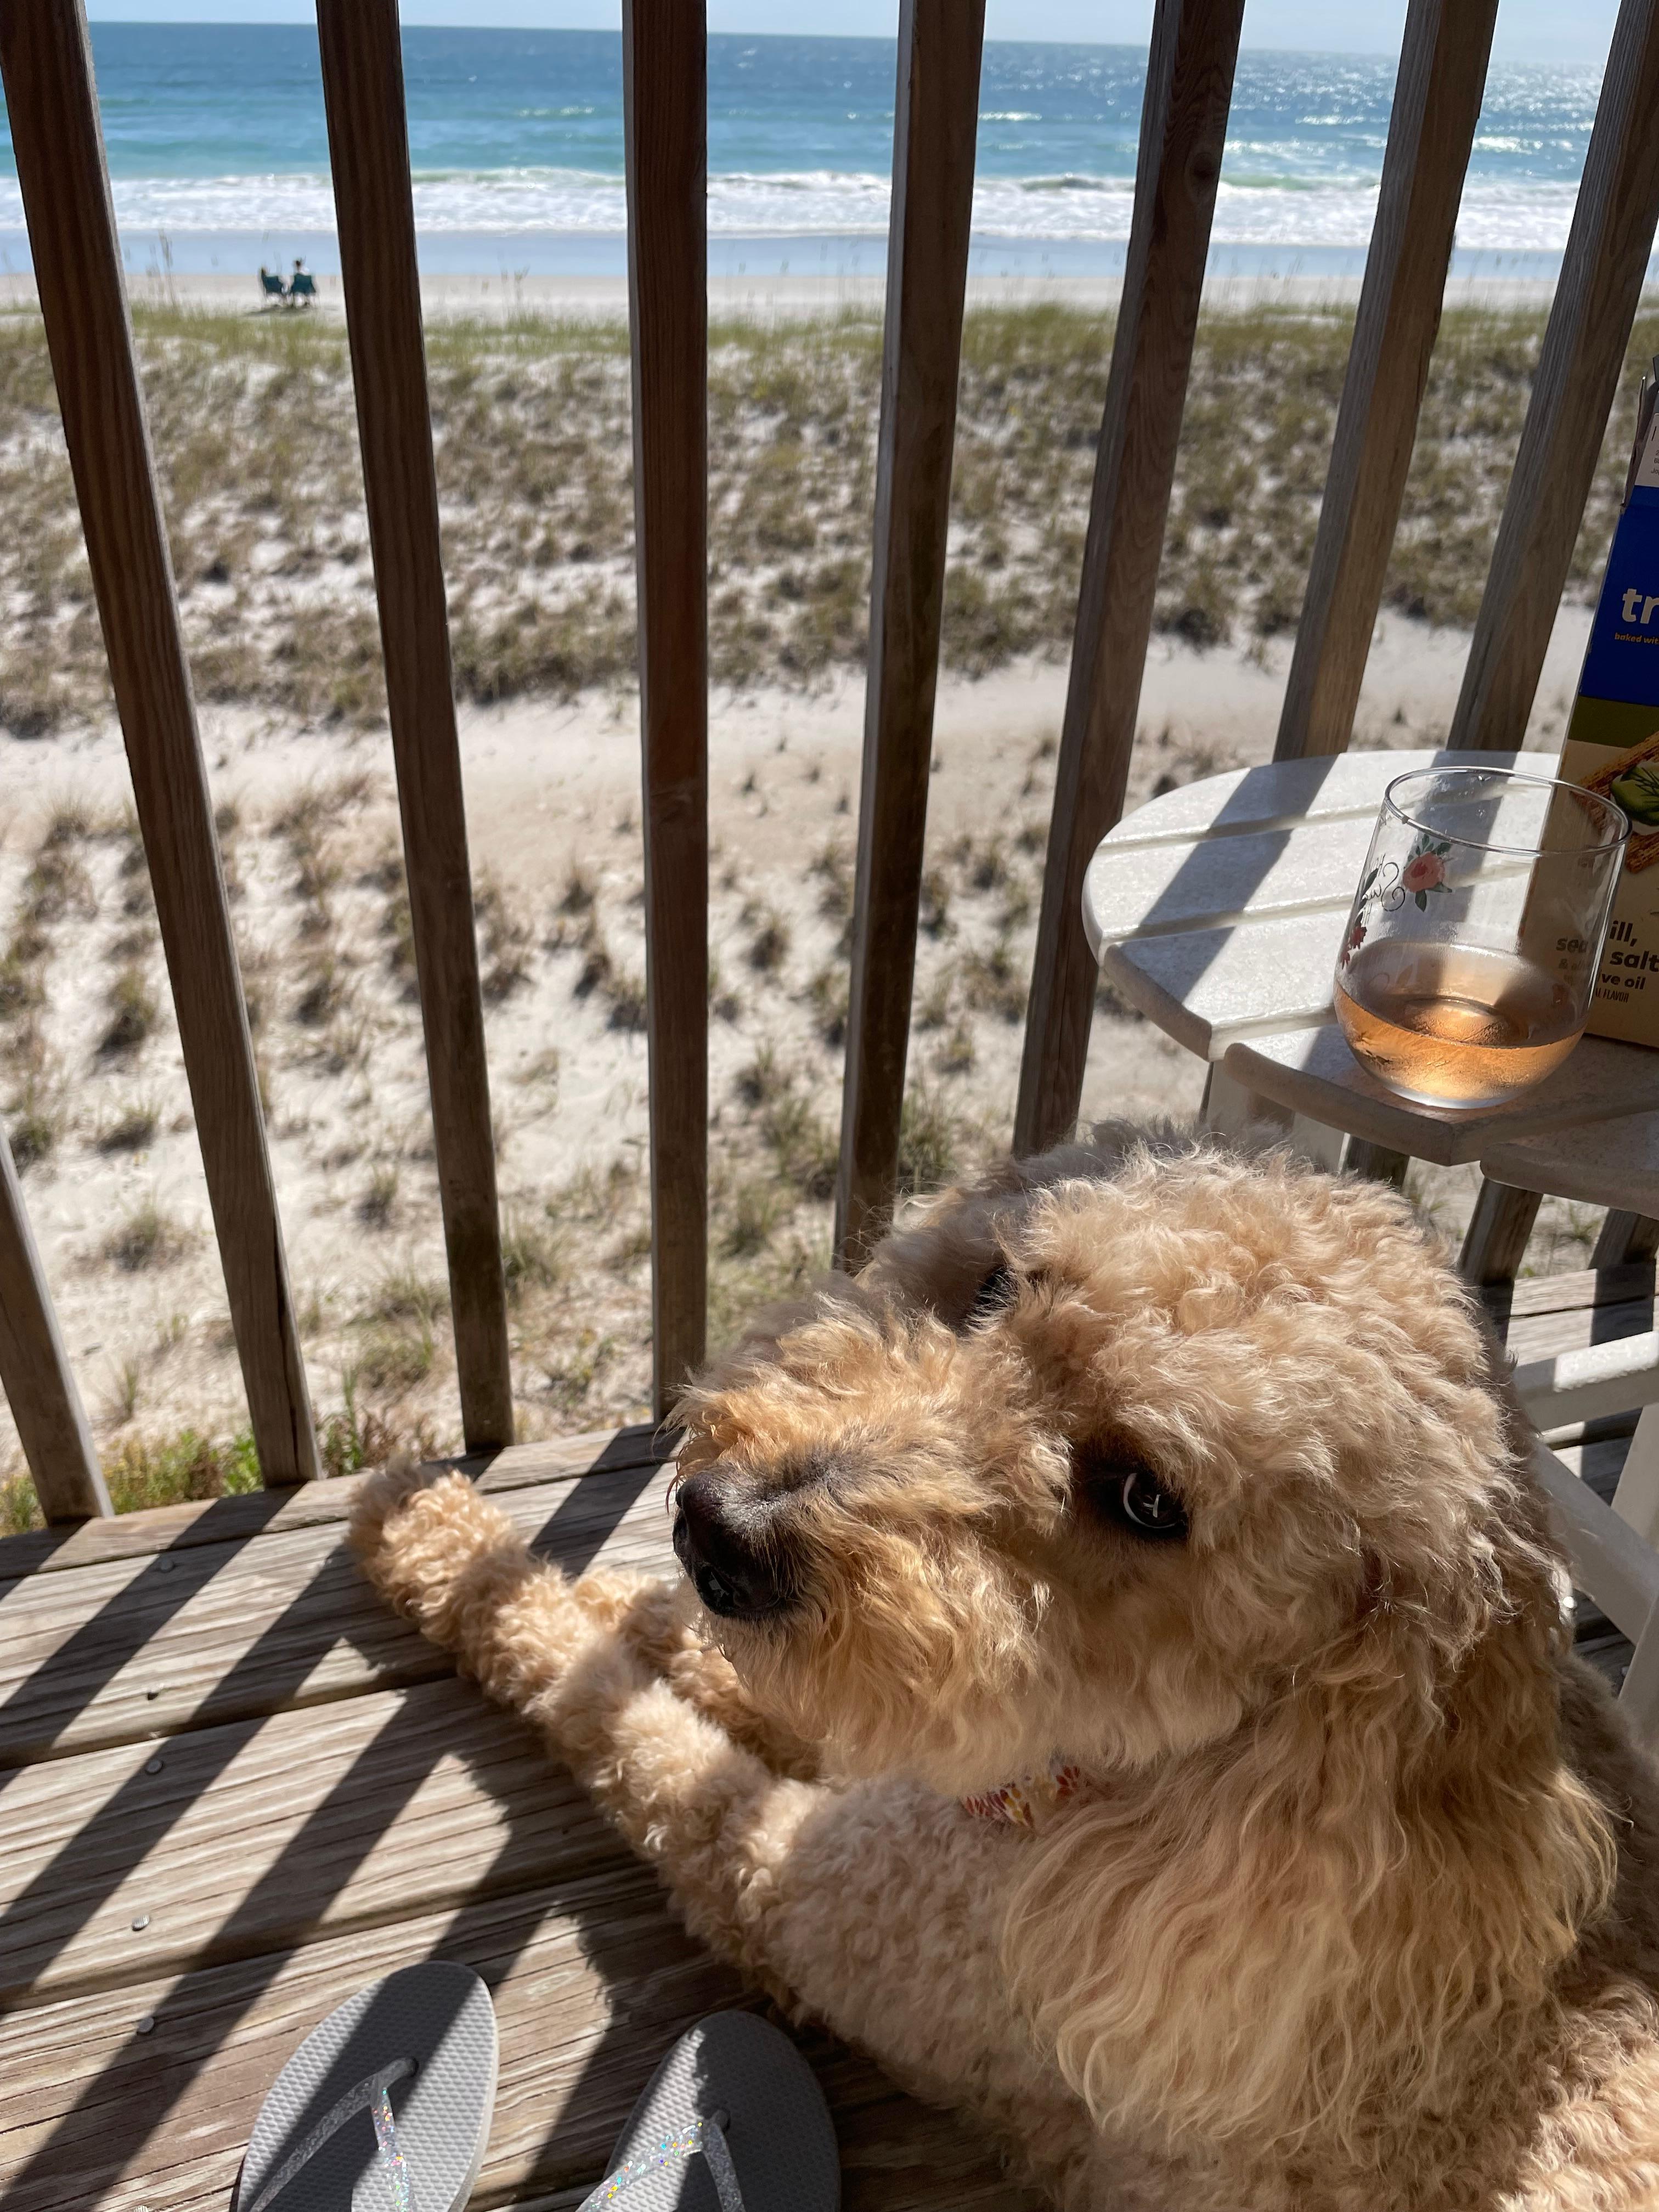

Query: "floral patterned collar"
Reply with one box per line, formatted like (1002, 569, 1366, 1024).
(961, 1756, 1085, 1829)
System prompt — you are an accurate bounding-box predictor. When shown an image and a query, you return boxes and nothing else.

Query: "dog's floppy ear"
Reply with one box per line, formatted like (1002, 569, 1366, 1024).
(964, 1260, 1015, 1324)
(1002, 1442, 1615, 2162)
(860, 1133, 1132, 1319)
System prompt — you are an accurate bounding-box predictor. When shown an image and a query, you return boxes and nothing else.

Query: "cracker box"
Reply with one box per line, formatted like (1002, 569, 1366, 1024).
(1557, 358, 1659, 1046)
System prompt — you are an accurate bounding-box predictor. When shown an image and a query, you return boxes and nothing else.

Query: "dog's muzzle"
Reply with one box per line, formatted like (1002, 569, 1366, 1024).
(672, 1470, 797, 1620)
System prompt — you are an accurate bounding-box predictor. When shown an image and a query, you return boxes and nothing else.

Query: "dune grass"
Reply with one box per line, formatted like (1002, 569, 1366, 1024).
(2, 298, 1653, 739)
(0, 1395, 445, 1531)
(0, 1425, 262, 1534)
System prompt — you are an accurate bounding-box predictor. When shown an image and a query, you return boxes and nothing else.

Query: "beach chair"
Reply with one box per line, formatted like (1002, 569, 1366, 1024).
(258, 266, 286, 304)
(289, 268, 317, 306)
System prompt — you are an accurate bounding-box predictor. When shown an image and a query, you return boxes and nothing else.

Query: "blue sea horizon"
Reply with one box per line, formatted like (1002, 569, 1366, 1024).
(0, 22, 1633, 287)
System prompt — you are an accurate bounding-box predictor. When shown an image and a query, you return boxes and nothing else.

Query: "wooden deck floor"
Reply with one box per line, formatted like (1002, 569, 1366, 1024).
(0, 1424, 1037, 2211)
(0, 1255, 1649, 2212)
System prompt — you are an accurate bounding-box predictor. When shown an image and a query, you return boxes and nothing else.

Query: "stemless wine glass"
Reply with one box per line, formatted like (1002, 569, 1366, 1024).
(1333, 766, 1630, 1112)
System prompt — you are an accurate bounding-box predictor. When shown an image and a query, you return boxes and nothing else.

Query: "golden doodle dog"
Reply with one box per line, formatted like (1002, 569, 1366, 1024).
(352, 1125, 1659, 2209)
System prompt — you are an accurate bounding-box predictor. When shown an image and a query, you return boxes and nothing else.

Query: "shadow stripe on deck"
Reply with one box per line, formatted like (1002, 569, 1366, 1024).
(0, 1421, 1039, 2211)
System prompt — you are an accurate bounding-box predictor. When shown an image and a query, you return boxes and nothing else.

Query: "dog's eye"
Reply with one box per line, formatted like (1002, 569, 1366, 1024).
(1116, 1466, 1187, 1539)
(1075, 1446, 1188, 1542)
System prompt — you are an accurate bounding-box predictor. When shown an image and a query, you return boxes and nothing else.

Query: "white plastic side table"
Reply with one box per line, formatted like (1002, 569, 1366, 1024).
(1083, 747, 1659, 1163)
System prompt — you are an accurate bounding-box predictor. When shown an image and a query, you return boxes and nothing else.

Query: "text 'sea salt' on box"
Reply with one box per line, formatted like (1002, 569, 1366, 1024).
(1558, 362, 1659, 1047)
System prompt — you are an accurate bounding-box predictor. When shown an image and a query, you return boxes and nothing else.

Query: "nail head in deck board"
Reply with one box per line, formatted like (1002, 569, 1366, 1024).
(622, 0, 710, 1407)
(0, 1122, 109, 1525)
(834, 0, 987, 1269)
(1014, 0, 1246, 1160)
(315, 0, 514, 1452)
(0, 1458, 681, 1767)
(1450, 0, 1659, 753)
(0, 0, 318, 1486)
(1274, 0, 1498, 763)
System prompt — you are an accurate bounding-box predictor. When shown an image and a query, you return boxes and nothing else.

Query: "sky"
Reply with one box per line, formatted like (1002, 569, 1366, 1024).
(78, 1, 1621, 65)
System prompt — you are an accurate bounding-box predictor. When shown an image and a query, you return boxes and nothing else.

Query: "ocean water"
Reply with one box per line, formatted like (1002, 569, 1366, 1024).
(0, 23, 1617, 281)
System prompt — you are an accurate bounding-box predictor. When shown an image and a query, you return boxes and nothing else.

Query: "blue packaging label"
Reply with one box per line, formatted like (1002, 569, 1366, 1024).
(1578, 484, 1659, 707)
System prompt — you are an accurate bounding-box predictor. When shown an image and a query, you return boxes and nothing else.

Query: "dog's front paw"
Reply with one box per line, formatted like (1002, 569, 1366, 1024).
(349, 1451, 441, 1557)
(349, 1457, 529, 1652)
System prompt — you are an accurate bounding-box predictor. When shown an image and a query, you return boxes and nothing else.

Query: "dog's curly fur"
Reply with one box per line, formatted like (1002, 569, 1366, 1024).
(351, 1125, 1659, 2209)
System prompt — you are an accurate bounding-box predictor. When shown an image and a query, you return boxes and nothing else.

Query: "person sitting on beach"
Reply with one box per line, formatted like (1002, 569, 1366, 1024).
(258, 264, 287, 303)
(289, 257, 318, 306)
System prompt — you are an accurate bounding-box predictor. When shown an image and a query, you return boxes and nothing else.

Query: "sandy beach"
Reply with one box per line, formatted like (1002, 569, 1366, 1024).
(0, 268, 1578, 324)
(0, 289, 1645, 1523)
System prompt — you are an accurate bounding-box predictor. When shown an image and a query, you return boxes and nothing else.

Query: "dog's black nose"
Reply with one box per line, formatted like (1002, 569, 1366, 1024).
(673, 1471, 796, 1620)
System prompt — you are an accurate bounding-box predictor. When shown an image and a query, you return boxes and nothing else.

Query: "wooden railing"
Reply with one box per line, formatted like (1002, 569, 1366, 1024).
(1, 0, 1657, 1522)
(2, 0, 321, 1513)
(1015, 0, 1243, 1160)
(1273, 0, 1499, 767)
(318, 0, 515, 1453)
(622, 0, 711, 1400)
(836, 0, 986, 1267)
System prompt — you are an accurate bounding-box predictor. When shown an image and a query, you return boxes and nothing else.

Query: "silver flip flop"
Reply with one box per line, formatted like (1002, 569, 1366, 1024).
(233, 1960, 498, 2212)
(579, 2010, 839, 2211)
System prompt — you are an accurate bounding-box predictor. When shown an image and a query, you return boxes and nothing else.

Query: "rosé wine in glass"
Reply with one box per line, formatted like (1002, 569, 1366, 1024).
(1332, 768, 1629, 1113)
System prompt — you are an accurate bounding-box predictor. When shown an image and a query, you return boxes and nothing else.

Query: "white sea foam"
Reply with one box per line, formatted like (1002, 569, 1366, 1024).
(0, 166, 1588, 253)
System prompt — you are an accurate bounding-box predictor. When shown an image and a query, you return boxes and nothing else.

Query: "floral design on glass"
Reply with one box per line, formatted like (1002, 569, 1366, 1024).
(1399, 835, 1454, 905)
(1339, 834, 1454, 970)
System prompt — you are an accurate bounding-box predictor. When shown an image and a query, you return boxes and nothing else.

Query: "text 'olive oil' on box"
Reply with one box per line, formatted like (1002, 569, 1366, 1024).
(1557, 358, 1659, 1047)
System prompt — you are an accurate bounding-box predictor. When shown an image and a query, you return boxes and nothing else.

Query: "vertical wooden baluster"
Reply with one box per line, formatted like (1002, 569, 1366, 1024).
(316, 0, 514, 1451)
(833, 0, 986, 1271)
(1013, 0, 1244, 1160)
(1594, 1212, 1659, 1267)
(1275, 0, 1498, 762)
(1459, 1182, 1543, 1288)
(1449, 0, 1659, 751)
(0, 0, 319, 1483)
(623, 0, 709, 1407)
(1448, 0, 1659, 1269)
(0, 1127, 108, 1523)
(1345, 1139, 1411, 1189)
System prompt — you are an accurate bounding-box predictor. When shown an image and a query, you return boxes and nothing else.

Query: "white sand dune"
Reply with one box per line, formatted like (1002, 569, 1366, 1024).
(0, 603, 1596, 1502)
